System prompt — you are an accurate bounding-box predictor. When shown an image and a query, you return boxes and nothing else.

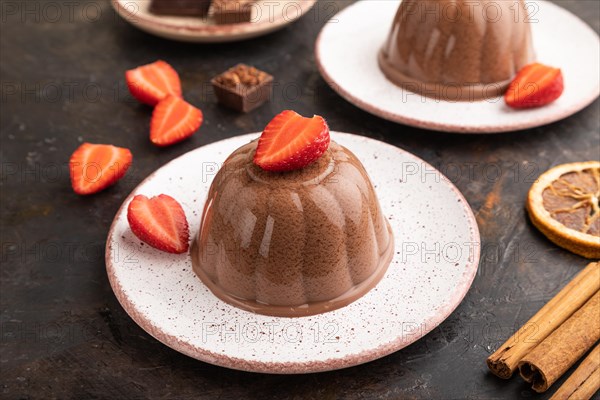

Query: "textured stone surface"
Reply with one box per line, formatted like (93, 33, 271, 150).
(1, 1, 599, 399)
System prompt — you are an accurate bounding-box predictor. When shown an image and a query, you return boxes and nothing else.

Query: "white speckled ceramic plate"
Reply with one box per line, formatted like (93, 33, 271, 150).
(111, 0, 317, 43)
(106, 133, 480, 373)
(315, 0, 600, 133)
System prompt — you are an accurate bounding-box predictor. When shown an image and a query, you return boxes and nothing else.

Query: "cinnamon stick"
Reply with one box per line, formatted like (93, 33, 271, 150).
(518, 291, 600, 392)
(487, 262, 600, 378)
(550, 344, 600, 400)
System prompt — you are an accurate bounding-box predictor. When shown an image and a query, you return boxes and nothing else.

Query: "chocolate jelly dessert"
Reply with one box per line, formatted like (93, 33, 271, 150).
(192, 140, 394, 317)
(379, 0, 535, 101)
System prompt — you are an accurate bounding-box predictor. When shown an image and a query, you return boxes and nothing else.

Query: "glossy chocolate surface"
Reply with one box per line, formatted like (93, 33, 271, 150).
(379, 0, 535, 100)
(192, 140, 394, 317)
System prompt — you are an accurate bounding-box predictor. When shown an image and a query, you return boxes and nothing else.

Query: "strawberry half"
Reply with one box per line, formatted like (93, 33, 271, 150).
(253, 110, 330, 171)
(127, 194, 190, 254)
(69, 143, 132, 195)
(505, 63, 564, 109)
(126, 60, 182, 106)
(150, 95, 203, 147)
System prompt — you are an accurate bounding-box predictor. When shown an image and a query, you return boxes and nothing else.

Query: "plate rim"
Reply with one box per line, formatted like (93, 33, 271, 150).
(105, 132, 481, 374)
(112, 0, 317, 42)
(315, 0, 600, 134)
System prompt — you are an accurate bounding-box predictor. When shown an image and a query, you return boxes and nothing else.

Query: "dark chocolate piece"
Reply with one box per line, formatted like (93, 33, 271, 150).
(149, 0, 212, 17)
(212, 0, 255, 24)
(212, 64, 273, 113)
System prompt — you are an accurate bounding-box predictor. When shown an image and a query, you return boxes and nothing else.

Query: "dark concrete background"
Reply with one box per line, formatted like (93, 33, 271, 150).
(1, 0, 599, 399)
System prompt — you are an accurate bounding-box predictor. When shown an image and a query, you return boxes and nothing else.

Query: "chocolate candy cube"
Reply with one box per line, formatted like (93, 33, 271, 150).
(212, 0, 255, 24)
(150, 0, 212, 17)
(212, 64, 273, 113)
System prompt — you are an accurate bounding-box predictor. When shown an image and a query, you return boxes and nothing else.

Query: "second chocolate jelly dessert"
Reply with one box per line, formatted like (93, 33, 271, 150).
(379, 0, 535, 101)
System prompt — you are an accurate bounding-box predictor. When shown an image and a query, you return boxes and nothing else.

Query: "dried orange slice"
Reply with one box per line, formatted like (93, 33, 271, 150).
(527, 161, 600, 258)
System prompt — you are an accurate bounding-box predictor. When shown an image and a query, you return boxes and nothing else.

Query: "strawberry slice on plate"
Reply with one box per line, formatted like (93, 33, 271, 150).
(126, 60, 182, 106)
(505, 63, 564, 109)
(254, 110, 330, 172)
(127, 194, 190, 254)
(150, 95, 203, 147)
(69, 143, 132, 195)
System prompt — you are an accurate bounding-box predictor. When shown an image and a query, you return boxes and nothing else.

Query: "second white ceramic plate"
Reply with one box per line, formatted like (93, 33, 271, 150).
(316, 0, 600, 133)
(106, 133, 480, 373)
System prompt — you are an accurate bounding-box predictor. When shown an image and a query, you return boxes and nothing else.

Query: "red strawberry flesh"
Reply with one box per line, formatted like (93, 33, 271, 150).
(254, 110, 330, 172)
(69, 143, 132, 195)
(150, 96, 203, 147)
(505, 63, 564, 109)
(127, 194, 190, 254)
(126, 60, 182, 106)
